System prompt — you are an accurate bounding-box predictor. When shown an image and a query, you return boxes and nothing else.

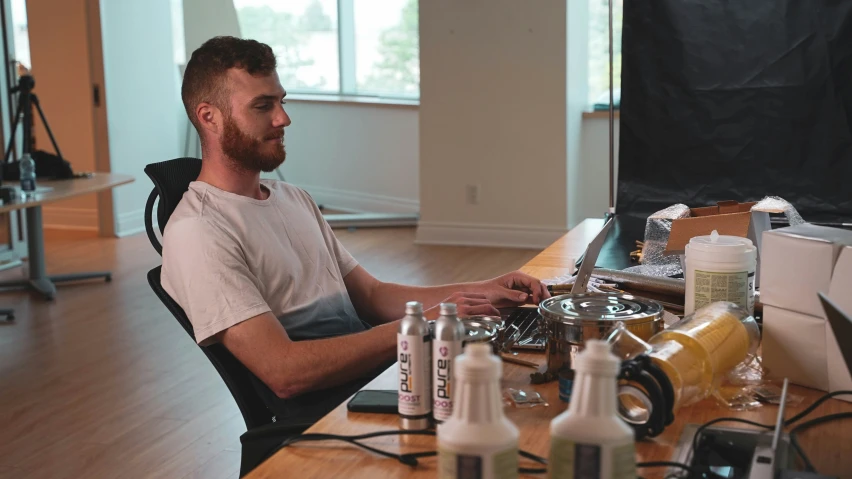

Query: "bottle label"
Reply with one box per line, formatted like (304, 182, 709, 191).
(433, 339, 462, 422)
(439, 446, 518, 479)
(548, 439, 635, 479)
(611, 443, 636, 479)
(693, 269, 755, 314)
(558, 368, 575, 403)
(20, 178, 35, 192)
(398, 333, 431, 418)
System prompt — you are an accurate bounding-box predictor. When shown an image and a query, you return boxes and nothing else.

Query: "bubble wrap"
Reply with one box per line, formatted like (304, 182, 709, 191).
(751, 196, 805, 226)
(634, 204, 690, 276)
(630, 197, 806, 277)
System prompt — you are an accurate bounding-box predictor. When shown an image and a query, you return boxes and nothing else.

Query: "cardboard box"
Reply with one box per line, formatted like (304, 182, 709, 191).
(664, 201, 771, 255)
(664, 201, 770, 286)
(762, 305, 829, 391)
(760, 224, 852, 317)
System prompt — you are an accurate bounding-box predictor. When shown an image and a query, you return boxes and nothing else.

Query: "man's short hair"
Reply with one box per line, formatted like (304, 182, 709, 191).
(181, 36, 277, 132)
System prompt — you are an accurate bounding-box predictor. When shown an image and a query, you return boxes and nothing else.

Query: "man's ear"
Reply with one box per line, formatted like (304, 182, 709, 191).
(196, 102, 222, 136)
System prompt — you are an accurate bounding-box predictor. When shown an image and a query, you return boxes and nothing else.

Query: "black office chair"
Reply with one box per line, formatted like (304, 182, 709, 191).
(144, 158, 311, 477)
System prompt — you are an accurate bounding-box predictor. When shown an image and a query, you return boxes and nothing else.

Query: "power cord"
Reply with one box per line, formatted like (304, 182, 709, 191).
(788, 411, 852, 472)
(689, 390, 852, 476)
(274, 391, 852, 476)
(635, 460, 698, 476)
(277, 428, 549, 473)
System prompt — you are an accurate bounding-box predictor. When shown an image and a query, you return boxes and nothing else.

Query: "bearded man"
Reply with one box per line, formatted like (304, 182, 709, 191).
(162, 36, 549, 422)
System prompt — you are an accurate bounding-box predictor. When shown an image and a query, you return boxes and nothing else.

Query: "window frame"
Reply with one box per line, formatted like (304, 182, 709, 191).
(278, 0, 419, 103)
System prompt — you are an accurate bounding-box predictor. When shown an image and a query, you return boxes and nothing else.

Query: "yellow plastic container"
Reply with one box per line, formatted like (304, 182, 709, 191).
(609, 301, 760, 412)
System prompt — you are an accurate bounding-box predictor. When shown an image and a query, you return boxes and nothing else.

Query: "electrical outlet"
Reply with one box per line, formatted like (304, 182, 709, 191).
(466, 184, 480, 205)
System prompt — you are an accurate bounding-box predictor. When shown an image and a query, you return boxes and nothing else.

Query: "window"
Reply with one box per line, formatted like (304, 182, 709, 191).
(234, 0, 419, 100)
(587, 0, 622, 108)
(10, 0, 31, 70)
(170, 0, 186, 66)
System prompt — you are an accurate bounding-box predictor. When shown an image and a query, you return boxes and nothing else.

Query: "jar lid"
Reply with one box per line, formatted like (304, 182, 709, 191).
(461, 317, 501, 343)
(428, 316, 501, 342)
(539, 293, 663, 326)
(687, 231, 756, 263)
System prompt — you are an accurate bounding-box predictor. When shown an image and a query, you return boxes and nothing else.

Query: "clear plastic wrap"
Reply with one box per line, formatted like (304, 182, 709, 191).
(502, 387, 549, 408)
(626, 196, 806, 277)
(751, 196, 805, 226)
(624, 204, 690, 277)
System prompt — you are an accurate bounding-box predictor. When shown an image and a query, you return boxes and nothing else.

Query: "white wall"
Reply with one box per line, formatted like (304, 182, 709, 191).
(99, 0, 182, 236)
(183, 0, 240, 55)
(416, 0, 569, 249)
(267, 100, 419, 214)
(576, 116, 620, 227)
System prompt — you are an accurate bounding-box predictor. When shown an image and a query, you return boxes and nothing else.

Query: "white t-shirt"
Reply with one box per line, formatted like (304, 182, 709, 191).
(161, 180, 366, 346)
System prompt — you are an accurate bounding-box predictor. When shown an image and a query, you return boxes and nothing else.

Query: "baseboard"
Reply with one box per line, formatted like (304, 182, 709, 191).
(43, 207, 98, 232)
(115, 208, 152, 238)
(415, 221, 567, 249)
(295, 184, 419, 215)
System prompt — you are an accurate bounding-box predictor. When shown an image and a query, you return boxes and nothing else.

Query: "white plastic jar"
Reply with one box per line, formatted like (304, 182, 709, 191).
(684, 231, 756, 315)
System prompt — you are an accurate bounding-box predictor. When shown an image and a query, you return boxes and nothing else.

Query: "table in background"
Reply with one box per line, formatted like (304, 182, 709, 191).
(0, 173, 134, 299)
(246, 218, 852, 479)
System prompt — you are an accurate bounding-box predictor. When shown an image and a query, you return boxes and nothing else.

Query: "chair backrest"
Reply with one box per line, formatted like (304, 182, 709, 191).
(143, 157, 202, 255)
(144, 158, 275, 430)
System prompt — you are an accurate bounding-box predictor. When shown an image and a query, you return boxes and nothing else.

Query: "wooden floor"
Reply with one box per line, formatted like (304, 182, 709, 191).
(0, 227, 539, 479)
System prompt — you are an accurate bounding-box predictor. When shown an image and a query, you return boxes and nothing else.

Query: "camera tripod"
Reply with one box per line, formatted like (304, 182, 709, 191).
(3, 74, 63, 162)
(0, 74, 111, 302)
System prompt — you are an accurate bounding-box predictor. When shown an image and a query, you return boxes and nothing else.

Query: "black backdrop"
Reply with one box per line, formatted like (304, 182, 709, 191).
(616, 0, 852, 224)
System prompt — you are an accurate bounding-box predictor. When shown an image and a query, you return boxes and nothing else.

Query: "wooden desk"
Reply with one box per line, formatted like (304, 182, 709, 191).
(0, 173, 134, 299)
(247, 218, 852, 479)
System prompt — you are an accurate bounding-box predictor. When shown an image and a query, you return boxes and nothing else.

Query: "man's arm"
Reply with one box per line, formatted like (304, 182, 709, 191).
(219, 312, 396, 399)
(344, 265, 551, 324)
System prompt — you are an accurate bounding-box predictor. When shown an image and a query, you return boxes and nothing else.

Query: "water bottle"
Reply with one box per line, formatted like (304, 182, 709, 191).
(398, 301, 432, 429)
(20, 152, 36, 193)
(432, 303, 465, 423)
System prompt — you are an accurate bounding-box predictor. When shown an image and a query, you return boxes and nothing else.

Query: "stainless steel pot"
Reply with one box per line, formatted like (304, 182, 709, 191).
(460, 316, 502, 353)
(541, 293, 664, 376)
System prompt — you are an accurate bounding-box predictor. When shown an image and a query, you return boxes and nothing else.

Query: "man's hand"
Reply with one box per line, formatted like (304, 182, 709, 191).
(474, 271, 551, 309)
(424, 292, 501, 319)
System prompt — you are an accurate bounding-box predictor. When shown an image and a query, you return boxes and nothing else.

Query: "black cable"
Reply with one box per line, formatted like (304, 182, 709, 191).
(783, 390, 852, 426)
(788, 411, 852, 473)
(690, 416, 774, 466)
(519, 449, 548, 465)
(281, 432, 426, 466)
(636, 460, 699, 478)
(272, 391, 852, 474)
(278, 429, 550, 473)
(687, 393, 852, 475)
(518, 449, 548, 474)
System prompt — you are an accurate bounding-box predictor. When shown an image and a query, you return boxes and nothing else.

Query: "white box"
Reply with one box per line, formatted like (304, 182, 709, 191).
(762, 305, 829, 391)
(760, 224, 852, 317)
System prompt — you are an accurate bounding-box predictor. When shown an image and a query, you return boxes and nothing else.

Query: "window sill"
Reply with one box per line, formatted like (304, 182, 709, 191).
(582, 110, 620, 119)
(286, 93, 419, 108)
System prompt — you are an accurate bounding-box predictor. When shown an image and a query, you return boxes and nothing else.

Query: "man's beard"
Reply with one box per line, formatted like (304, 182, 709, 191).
(220, 115, 285, 173)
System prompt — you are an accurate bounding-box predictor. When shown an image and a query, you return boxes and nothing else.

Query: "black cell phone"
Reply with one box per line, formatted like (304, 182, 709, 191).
(347, 389, 398, 414)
